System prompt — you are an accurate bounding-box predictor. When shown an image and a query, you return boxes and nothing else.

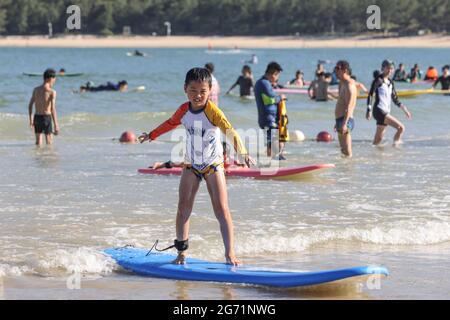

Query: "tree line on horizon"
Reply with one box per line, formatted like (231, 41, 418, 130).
(0, 0, 448, 36)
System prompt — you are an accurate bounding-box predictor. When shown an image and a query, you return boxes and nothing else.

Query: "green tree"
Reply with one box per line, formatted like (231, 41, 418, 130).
(88, 1, 116, 34)
(5, 0, 29, 34)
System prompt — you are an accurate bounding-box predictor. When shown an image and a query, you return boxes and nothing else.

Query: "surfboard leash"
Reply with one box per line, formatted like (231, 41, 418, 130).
(146, 239, 189, 256)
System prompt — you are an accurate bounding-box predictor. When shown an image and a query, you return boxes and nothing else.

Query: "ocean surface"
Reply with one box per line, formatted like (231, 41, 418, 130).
(0, 47, 449, 300)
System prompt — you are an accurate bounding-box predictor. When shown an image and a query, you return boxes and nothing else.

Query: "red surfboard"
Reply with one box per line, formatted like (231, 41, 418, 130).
(138, 164, 335, 180)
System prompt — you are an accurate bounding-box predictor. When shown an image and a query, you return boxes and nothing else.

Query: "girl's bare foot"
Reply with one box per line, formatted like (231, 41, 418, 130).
(226, 255, 241, 266)
(173, 252, 187, 265)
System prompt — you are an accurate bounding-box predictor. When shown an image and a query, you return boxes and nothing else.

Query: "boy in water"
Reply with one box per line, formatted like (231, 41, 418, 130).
(254, 62, 287, 159)
(28, 68, 60, 146)
(334, 61, 357, 158)
(226, 65, 254, 98)
(139, 68, 253, 266)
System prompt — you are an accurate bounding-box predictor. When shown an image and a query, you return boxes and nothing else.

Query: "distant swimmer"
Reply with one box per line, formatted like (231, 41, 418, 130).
(59, 68, 66, 76)
(28, 69, 60, 146)
(432, 65, 450, 90)
(393, 63, 408, 82)
(246, 54, 258, 64)
(314, 63, 325, 79)
(205, 63, 220, 105)
(226, 65, 254, 97)
(408, 63, 422, 82)
(424, 66, 439, 81)
(287, 70, 305, 87)
(334, 61, 357, 158)
(367, 60, 412, 146)
(134, 50, 145, 57)
(78, 80, 128, 93)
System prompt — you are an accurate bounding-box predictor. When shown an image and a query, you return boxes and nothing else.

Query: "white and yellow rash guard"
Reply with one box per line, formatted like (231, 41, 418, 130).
(149, 100, 247, 171)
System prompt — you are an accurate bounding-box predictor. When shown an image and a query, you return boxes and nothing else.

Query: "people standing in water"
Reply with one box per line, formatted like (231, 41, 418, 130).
(28, 69, 60, 146)
(366, 60, 412, 146)
(226, 65, 254, 98)
(334, 61, 357, 158)
(315, 63, 325, 79)
(138, 68, 252, 266)
(424, 66, 439, 81)
(205, 63, 220, 105)
(308, 72, 334, 101)
(288, 70, 305, 87)
(254, 62, 287, 160)
(432, 65, 450, 90)
(409, 63, 422, 82)
(393, 63, 408, 82)
(78, 80, 128, 93)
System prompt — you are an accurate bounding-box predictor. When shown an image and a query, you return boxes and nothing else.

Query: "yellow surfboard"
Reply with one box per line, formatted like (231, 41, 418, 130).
(358, 89, 450, 99)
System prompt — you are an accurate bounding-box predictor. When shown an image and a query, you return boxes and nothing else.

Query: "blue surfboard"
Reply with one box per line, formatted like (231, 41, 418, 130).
(104, 247, 389, 288)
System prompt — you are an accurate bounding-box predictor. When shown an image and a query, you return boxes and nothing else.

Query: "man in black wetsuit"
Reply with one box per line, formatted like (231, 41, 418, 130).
(432, 65, 450, 91)
(226, 65, 254, 97)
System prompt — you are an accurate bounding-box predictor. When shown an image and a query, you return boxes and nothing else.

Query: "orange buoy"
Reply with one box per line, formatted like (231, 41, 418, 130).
(316, 131, 332, 142)
(119, 131, 137, 143)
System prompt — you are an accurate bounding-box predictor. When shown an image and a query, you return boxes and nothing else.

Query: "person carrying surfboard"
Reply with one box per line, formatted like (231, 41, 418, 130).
(139, 67, 253, 266)
(28, 68, 60, 146)
(366, 60, 412, 146)
(334, 60, 357, 158)
(254, 62, 287, 160)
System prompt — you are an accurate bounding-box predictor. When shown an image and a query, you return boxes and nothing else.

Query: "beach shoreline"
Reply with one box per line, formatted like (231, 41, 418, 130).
(1, 34, 450, 48)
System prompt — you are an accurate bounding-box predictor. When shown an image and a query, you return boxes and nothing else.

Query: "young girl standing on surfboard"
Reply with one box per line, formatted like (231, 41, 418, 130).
(366, 60, 412, 146)
(139, 68, 253, 266)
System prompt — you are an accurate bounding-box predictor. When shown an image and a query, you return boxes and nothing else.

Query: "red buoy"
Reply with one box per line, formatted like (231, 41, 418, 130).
(119, 131, 137, 143)
(316, 131, 332, 142)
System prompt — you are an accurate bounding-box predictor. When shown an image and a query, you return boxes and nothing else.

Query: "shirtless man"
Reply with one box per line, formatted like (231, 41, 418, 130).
(28, 69, 59, 146)
(334, 61, 357, 158)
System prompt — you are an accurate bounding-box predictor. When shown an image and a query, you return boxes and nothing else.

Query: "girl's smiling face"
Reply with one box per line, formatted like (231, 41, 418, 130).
(184, 80, 211, 108)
